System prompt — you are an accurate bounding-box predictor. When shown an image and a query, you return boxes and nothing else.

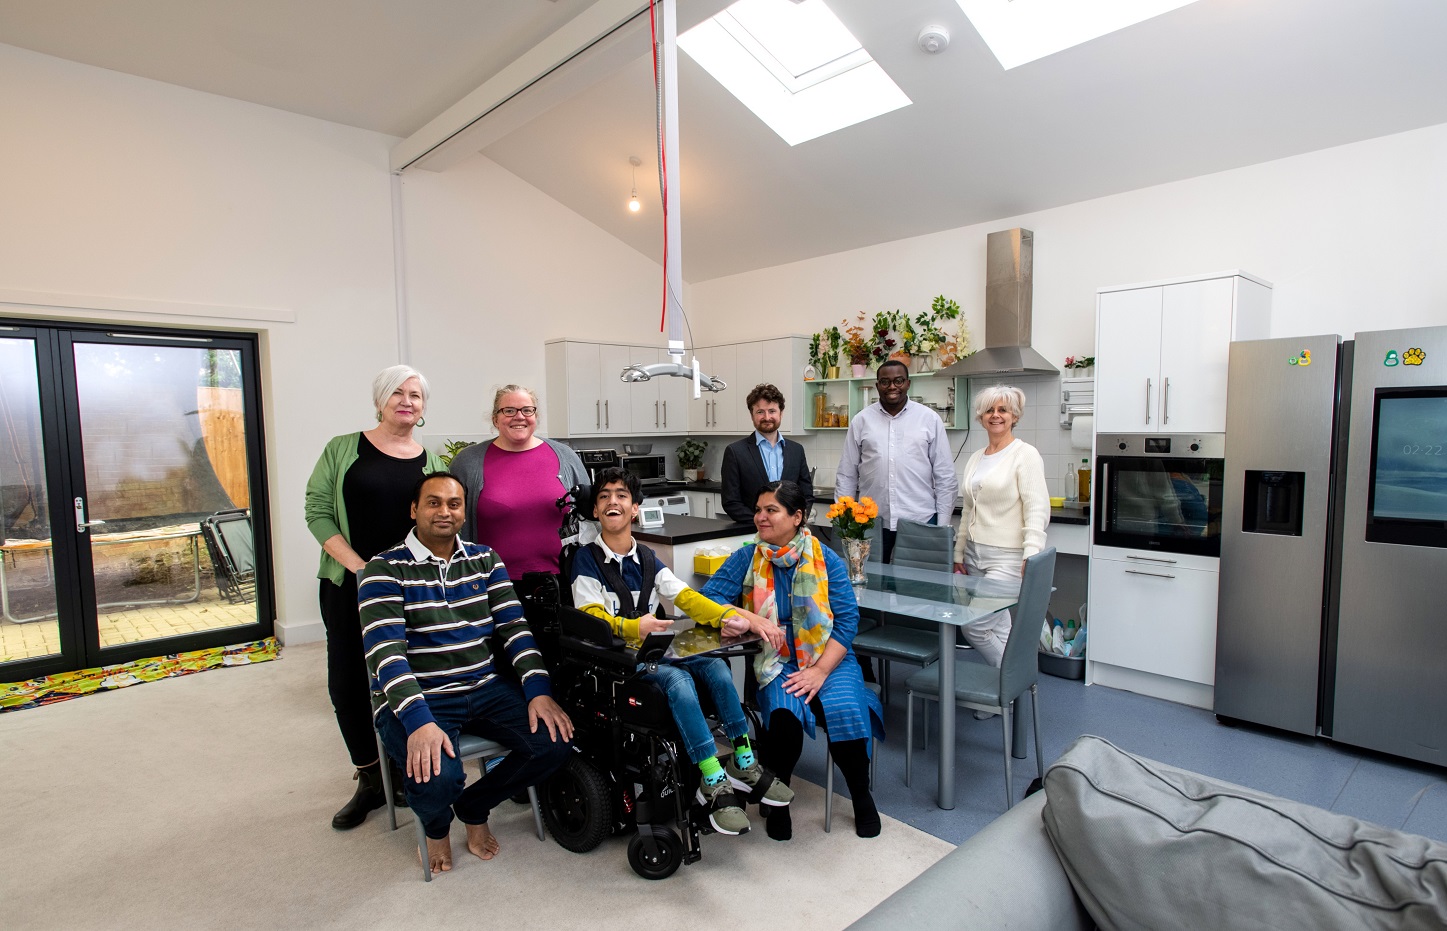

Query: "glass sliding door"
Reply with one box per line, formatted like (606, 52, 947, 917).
(0, 333, 65, 669)
(0, 322, 272, 683)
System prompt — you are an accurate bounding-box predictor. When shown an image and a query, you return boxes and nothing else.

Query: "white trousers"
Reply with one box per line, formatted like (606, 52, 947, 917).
(962, 539, 1023, 667)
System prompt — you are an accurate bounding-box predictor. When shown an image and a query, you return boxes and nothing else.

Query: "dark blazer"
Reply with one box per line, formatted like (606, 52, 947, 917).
(720, 434, 813, 523)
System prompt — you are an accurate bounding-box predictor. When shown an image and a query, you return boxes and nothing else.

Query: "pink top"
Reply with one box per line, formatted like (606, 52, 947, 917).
(475, 442, 565, 575)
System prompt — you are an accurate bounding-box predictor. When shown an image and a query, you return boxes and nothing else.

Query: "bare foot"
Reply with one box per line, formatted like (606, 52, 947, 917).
(466, 822, 501, 861)
(418, 834, 453, 873)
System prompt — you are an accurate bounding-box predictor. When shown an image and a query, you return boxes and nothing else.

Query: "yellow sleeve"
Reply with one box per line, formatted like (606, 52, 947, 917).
(579, 603, 642, 644)
(674, 588, 736, 629)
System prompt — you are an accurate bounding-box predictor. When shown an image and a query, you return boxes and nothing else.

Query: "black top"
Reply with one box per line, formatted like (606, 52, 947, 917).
(343, 433, 429, 564)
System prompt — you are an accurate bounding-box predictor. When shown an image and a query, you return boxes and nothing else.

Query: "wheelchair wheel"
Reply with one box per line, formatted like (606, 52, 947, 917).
(627, 826, 683, 880)
(542, 755, 610, 853)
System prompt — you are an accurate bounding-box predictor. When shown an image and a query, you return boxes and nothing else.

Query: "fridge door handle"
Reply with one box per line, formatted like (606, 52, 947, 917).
(1125, 568, 1176, 579)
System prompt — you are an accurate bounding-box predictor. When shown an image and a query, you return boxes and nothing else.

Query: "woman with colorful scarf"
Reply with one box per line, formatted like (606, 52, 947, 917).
(700, 480, 885, 840)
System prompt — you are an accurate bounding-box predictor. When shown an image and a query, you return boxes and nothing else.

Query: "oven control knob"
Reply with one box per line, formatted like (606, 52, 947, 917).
(1117, 441, 1127, 450)
(1190, 442, 1200, 452)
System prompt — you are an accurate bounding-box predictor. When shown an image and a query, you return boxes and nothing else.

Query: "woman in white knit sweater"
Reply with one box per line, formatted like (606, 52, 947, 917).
(952, 385, 1050, 667)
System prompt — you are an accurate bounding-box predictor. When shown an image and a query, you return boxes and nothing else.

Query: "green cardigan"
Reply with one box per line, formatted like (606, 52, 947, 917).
(304, 431, 445, 586)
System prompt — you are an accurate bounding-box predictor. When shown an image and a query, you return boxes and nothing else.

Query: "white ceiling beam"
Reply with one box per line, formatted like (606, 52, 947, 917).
(390, 0, 731, 173)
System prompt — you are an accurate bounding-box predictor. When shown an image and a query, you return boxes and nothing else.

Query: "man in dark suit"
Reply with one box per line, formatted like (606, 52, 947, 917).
(720, 384, 813, 523)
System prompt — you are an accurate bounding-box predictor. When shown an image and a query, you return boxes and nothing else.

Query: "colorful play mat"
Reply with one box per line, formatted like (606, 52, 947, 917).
(0, 637, 279, 712)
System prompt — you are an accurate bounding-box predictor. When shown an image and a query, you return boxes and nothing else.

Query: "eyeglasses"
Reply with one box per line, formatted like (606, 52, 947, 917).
(876, 376, 909, 388)
(496, 406, 538, 418)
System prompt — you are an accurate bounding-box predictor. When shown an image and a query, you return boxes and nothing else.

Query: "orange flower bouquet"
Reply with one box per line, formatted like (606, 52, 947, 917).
(827, 495, 878, 540)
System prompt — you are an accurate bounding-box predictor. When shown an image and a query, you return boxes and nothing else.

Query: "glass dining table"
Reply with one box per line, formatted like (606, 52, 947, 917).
(852, 562, 1022, 810)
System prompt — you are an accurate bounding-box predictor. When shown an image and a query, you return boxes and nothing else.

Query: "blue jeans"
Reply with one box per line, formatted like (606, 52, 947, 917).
(642, 656, 749, 765)
(376, 679, 571, 839)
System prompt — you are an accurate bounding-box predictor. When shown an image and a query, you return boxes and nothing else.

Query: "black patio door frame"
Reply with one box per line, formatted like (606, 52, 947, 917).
(2, 318, 274, 682)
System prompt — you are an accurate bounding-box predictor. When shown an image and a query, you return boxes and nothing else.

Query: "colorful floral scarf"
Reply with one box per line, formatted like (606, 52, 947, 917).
(744, 528, 833, 688)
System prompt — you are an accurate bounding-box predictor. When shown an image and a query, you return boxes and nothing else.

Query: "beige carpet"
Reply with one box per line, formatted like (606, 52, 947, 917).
(0, 642, 952, 930)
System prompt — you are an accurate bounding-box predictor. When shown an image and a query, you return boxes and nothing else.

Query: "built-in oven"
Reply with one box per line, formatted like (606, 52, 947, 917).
(1094, 434, 1225, 557)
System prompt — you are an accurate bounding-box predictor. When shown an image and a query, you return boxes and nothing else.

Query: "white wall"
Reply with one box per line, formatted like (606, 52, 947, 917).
(0, 44, 402, 645)
(691, 120, 1447, 494)
(692, 120, 1447, 365)
(400, 154, 668, 446)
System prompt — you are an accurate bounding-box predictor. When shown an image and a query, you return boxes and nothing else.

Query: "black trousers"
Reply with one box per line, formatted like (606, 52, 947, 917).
(319, 574, 378, 767)
(759, 707, 871, 796)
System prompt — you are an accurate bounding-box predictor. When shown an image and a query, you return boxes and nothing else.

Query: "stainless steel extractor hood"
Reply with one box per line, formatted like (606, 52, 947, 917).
(936, 228, 1058, 378)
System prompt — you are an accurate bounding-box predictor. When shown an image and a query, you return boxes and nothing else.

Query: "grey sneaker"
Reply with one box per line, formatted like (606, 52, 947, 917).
(697, 777, 750, 835)
(726, 757, 795, 807)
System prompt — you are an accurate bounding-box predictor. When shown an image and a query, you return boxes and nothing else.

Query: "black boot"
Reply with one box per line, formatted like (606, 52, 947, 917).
(332, 762, 385, 830)
(390, 763, 409, 810)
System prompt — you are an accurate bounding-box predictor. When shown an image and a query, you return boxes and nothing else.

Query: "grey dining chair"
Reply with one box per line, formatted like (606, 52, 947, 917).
(903, 548, 1056, 809)
(851, 519, 954, 702)
(375, 729, 546, 881)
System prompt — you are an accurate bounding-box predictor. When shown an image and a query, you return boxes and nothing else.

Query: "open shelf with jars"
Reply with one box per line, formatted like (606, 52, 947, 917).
(805, 370, 959, 430)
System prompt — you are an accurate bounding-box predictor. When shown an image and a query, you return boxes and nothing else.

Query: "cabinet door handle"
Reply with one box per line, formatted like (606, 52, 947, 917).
(605, 400, 610, 430)
(1125, 568, 1175, 579)
(1126, 554, 1178, 564)
(1163, 377, 1171, 425)
(655, 400, 660, 428)
(662, 400, 667, 427)
(595, 399, 600, 430)
(1145, 378, 1152, 425)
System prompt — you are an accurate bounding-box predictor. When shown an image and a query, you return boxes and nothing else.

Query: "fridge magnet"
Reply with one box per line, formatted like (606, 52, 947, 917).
(1404, 347, 1426, 365)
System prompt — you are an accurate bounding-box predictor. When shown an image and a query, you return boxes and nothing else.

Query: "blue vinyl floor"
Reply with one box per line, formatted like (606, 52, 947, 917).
(785, 652, 1447, 847)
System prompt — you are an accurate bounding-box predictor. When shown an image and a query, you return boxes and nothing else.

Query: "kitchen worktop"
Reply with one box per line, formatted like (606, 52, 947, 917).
(633, 514, 753, 545)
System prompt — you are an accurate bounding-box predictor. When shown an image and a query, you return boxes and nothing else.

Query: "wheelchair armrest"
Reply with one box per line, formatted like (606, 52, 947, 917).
(557, 606, 621, 647)
(556, 635, 637, 673)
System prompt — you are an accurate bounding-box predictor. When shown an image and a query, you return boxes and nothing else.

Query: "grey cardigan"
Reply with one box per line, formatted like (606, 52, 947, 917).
(451, 437, 590, 546)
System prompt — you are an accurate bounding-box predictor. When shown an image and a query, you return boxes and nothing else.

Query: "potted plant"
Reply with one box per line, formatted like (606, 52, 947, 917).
(439, 439, 477, 468)
(677, 438, 708, 483)
(807, 332, 824, 380)
(870, 310, 904, 367)
(824, 325, 844, 378)
(1064, 355, 1096, 377)
(842, 314, 872, 377)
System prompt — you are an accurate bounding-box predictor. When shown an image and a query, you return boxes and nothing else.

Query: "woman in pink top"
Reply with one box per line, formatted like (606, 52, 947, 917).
(451, 385, 589, 582)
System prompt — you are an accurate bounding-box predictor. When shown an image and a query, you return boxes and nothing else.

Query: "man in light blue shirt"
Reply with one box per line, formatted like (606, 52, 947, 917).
(835, 360, 958, 561)
(720, 384, 813, 522)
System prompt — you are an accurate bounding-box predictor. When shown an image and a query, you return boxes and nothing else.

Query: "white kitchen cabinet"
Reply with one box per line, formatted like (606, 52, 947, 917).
(549, 337, 808, 440)
(1095, 273, 1271, 435)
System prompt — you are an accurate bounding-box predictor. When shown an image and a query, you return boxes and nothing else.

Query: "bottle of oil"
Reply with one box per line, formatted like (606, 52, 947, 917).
(1077, 458, 1091, 503)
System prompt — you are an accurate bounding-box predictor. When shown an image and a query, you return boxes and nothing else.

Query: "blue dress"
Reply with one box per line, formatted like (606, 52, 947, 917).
(700, 542, 884, 746)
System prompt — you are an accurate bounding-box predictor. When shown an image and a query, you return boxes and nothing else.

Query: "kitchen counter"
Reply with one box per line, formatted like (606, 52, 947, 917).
(634, 514, 753, 545)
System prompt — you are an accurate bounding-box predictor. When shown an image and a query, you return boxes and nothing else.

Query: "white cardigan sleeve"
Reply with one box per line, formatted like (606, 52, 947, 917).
(1017, 444, 1051, 558)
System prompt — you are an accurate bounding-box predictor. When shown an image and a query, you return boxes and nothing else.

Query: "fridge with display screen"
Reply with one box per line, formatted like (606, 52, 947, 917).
(1215, 325, 1447, 765)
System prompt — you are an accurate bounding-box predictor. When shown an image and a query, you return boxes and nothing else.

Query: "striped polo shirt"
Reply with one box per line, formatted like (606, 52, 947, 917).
(358, 530, 550, 735)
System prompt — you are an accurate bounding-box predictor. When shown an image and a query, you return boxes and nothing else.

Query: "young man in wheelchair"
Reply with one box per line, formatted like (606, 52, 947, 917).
(569, 467, 793, 834)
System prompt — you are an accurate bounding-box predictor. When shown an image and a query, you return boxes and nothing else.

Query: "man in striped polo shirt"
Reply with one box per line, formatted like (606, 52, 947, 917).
(360, 472, 573, 874)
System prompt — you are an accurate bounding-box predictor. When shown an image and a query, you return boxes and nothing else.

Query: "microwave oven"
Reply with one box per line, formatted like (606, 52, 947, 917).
(621, 454, 668, 486)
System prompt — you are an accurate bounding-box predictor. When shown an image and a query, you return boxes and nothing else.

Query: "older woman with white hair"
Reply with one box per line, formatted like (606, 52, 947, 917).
(952, 385, 1050, 668)
(305, 364, 444, 830)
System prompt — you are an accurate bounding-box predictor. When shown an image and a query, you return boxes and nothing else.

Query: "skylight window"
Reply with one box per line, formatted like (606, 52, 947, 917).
(955, 0, 1202, 70)
(679, 0, 910, 146)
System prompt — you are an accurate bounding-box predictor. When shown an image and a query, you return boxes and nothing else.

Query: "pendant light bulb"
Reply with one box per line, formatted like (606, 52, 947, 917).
(628, 155, 642, 214)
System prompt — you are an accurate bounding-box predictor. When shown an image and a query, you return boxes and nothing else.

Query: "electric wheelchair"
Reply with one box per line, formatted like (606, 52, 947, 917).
(533, 602, 762, 879)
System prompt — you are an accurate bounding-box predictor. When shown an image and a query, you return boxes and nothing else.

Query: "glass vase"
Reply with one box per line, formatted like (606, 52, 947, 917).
(842, 537, 871, 584)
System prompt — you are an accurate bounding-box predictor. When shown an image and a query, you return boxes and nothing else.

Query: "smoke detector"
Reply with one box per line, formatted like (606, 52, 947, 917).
(918, 24, 950, 53)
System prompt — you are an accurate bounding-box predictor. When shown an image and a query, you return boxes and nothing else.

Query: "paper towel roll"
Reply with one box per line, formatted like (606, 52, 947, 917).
(1070, 416, 1094, 449)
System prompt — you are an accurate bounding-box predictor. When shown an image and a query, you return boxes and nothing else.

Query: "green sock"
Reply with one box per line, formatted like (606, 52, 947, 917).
(732, 735, 756, 770)
(700, 755, 725, 786)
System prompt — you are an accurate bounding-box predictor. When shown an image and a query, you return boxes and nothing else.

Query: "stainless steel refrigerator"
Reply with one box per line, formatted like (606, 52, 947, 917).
(1216, 326, 1447, 766)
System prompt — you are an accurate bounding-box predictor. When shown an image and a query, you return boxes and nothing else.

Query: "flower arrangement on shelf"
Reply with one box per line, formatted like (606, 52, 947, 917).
(440, 439, 477, 468)
(842, 314, 872, 366)
(827, 495, 878, 539)
(869, 310, 902, 365)
(1064, 355, 1096, 372)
